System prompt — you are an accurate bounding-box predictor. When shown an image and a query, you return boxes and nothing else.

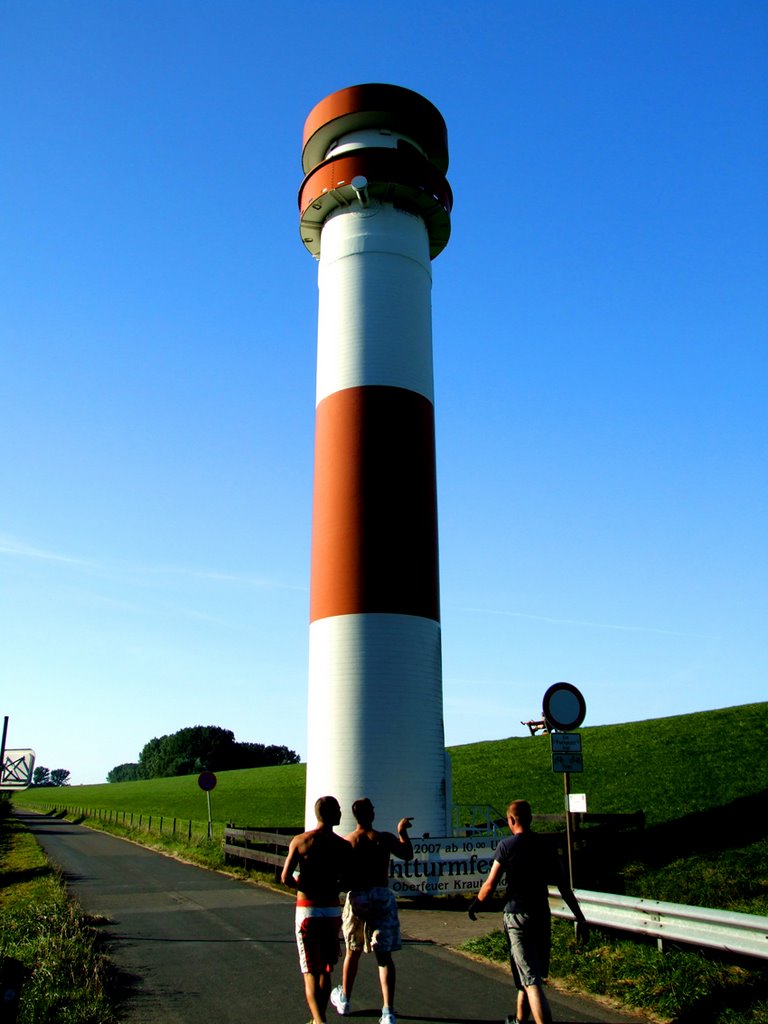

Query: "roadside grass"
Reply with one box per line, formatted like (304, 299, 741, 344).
(0, 807, 116, 1023)
(461, 919, 768, 1024)
(620, 839, 768, 916)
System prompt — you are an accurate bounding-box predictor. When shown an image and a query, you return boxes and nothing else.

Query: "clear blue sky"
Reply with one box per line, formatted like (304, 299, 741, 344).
(2, 2, 765, 785)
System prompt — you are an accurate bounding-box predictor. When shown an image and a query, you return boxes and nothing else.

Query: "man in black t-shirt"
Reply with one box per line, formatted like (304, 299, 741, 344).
(467, 800, 588, 1024)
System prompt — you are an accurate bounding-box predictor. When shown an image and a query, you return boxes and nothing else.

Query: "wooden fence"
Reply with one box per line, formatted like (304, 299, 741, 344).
(29, 804, 219, 842)
(223, 826, 299, 871)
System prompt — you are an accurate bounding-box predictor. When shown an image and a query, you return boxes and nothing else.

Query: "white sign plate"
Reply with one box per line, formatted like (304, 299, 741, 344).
(551, 732, 582, 752)
(388, 834, 497, 896)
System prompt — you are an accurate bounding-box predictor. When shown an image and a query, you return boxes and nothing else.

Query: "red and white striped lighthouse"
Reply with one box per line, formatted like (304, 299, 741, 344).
(299, 85, 453, 836)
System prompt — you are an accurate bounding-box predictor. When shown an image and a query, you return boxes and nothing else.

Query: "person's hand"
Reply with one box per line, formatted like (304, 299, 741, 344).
(397, 817, 413, 835)
(467, 898, 481, 921)
(574, 919, 590, 944)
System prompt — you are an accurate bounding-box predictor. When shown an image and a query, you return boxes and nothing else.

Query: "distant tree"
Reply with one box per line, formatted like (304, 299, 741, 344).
(124, 726, 300, 780)
(137, 736, 165, 779)
(264, 744, 301, 766)
(32, 766, 50, 787)
(50, 769, 71, 787)
(107, 763, 143, 783)
(233, 742, 301, 769)
(138, 726, 237, 779)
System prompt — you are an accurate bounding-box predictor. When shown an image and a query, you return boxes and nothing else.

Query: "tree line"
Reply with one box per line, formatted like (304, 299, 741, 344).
(31, 767, 71, 787)
(107, 725, 300, 783)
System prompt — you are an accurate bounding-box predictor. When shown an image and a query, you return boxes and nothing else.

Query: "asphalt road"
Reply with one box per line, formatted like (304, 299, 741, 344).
(21, 812, 650, 1024)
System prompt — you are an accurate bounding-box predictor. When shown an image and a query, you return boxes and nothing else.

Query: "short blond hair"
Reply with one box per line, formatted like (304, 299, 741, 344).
(507, 800, 532, 826)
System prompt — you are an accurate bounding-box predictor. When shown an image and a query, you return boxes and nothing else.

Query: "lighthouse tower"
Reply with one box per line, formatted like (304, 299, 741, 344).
(299, 85, 453, 837)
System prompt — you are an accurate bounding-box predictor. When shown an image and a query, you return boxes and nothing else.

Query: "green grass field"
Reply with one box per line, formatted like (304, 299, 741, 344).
(17, 701, 766, 833)
(449, 702, 768, 827)
(16, 701, 768, 911)
(17, 761, 307, 828)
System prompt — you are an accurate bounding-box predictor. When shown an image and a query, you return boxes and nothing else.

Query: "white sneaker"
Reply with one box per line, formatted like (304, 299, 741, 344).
(379, 1010, 396, 1024)
(331, 986, 350, 1016)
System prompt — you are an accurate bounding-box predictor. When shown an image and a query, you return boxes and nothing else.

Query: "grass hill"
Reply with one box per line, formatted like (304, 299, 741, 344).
(450, 701, 767, 827)
(18, 761, 308, 828)
(18, 702, 766, 832)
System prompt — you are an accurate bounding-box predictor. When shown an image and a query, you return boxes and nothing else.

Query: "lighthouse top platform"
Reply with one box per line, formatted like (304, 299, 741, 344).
(298, 84, 452, 260)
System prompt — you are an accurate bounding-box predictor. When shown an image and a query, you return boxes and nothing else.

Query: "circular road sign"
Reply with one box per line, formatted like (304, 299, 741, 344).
(542, 682, 586, 732)
(197, 771, 217, 792)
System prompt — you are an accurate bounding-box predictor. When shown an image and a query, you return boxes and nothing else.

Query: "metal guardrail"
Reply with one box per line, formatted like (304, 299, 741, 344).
(224, 826, 768, 961)
(551, 888, 768, 961)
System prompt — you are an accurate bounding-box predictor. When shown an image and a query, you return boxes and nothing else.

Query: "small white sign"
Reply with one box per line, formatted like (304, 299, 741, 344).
(551, 732, 582, 752)
(569, 793, 588, 813)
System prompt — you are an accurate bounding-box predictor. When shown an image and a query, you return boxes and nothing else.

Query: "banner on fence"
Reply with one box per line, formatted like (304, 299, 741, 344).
(389, 834, 497, 895)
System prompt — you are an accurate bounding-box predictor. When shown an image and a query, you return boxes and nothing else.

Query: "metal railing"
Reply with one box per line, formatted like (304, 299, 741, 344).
(452, 804, 506, 838)
(551, 888, 768, 961)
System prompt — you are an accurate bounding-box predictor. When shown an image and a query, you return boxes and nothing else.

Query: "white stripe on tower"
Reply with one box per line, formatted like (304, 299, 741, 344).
(298, 85, 453, 836)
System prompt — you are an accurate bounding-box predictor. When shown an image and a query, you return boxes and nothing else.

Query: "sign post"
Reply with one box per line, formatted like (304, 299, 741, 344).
(1, 717, 8, 784)
(542, 682, 587, 889)
(197, 771, 217, 838)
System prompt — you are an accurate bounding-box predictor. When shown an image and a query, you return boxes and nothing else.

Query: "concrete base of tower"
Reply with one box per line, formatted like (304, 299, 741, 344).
(305, 611, 449, 838)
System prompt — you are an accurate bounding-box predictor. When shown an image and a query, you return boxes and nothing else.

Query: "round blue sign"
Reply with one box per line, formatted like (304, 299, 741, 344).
(198, 771, 217, 792)
(542, 682, 586, 732)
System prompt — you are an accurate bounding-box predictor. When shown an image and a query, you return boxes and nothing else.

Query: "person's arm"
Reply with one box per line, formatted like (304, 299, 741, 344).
(281, 836, 300, 890)
(468, 859, 504, 919)
(391, 817, 414, 860)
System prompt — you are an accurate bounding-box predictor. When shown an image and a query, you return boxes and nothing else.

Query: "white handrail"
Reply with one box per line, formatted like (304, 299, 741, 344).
(550, 888, 768, 960)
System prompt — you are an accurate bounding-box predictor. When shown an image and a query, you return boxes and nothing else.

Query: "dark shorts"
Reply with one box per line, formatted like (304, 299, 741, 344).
(295, 905, 342, 975)
(503, 910, 551, 989)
